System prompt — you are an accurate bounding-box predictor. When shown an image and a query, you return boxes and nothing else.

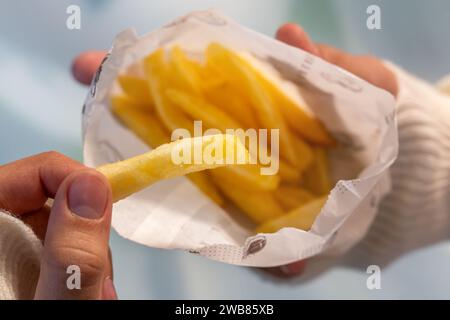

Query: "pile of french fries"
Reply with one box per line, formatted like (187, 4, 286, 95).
(107, 43, 335, 234)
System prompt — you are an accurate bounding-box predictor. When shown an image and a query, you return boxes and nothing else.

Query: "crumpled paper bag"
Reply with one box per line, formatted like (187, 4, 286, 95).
(82, 10, 398, 267)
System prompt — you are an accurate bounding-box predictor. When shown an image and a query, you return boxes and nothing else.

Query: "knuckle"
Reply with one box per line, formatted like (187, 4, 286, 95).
(38, 150, 66, 162)
(38, 151, 79, 169)
(44, 241, 106, 288)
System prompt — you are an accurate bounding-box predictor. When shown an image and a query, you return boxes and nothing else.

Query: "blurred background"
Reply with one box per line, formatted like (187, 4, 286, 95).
(0, 0, 449, 299)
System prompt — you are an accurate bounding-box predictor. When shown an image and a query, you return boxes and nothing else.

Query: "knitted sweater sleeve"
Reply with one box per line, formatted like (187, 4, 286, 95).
(345, 63, 450, 267)
(0, 210, 42, 300)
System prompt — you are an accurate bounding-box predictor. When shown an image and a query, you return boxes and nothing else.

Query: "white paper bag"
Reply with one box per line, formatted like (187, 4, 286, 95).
(82, 10, 398, 267)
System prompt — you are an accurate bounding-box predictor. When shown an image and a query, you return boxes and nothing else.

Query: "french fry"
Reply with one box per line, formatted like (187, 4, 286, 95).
(166, 88, 242, 131)
(212, 164, 280, 191)
(164, 83, 280, 191)
(142, 49, 278, 193)
(167, 47, 255, 129)
(111, 99, 170, 147)
(110, 44, 335, 230)
(278, 98, 335, 147)
(303, 147, 331, 195)
(144, 60, 279, 190)
(257, 196, 327, 233)
(274, 186, 315, 211)
(206, 44, 334, 146)
(98, 134, 249, 202)
(117, 75, 154, 109)
(221, 165, 280, 192)
(292, 136, 314, 173)
(211, 171, 284, 224)
(167, 46, 226, 91)
(143, 49, 194, 132)
(168, 46, 203, 94)
(197, 63, 227, 91)
(278, 160, 301, 183)
(110, 95, 151, 112)
(111, 101, 224, 205)
(203, 83, 258, 128)
(205, 43, 301, 168)
(187, 171, 224, 206)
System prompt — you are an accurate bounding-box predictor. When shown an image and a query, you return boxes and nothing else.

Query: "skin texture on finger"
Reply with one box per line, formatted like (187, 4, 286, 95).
(21, 203, 115, 295)
(275, 23, 318, 55)
(316, 43, 398, 96)
(0, 151, 84, 215)
(20, 204, 51, 241)
(276, 23, 398, 97)
(72, 51, 107, 85)
(34, 170, 113, 300)
(264, 260, 306, 278)
(279, 260, 306, 276)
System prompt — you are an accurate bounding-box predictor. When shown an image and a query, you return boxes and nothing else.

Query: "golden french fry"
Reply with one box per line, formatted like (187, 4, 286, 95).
(110, 95, 151, 112)
(112, 101, 223, 204)
(260, 81, 335, 147)
(279, 99, 335, 147)
(143, 49, 194, 132)
(111, 100, 224, 205)
(166, 88, 242, 131)
(212, 164, 280, 191)
(292, 136, 314, 173)
(206, 44, 334, 146)
(303, 147, 331, 195)
(168, 46, 203, 94)
(197, 65, 227, 91)
(163, 92, 277, 191)
(98, 134, 249, 202)
(143, 51, 278, 194)
(274, 186, 315, 211)
(111, 98, 170, 147)
(257, 196, 327, 233)
(278, 160, 301, 183)
(187, 171, 224, 206)
(206, 43, 301, 167)
(117, 75, 154, 109)
(203, 83, 258, 128)
(211, 171, 284, 224)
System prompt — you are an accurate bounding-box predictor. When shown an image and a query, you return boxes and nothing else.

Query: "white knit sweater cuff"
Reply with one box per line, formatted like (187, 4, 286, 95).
(344, 62, 450, 267)
(0, 210, 42, 300)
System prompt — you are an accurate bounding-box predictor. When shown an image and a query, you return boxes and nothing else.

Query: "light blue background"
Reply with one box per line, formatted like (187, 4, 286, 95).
(0, 0, 449, 299)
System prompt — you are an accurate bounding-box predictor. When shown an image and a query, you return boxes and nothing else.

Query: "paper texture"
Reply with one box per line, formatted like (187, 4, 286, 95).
(82, 10, 398, 267)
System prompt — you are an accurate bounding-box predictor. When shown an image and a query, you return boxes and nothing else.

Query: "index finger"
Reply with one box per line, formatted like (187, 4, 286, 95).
(0, 151, 85, 215)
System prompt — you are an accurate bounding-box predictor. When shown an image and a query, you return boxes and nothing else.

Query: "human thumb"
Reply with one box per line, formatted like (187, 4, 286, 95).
(34, 169, 113, 299)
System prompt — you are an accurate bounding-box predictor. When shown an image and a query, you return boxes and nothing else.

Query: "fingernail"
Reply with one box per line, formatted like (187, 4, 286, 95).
(68, 173, 108, 219)
(102, 277, 118, 300)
